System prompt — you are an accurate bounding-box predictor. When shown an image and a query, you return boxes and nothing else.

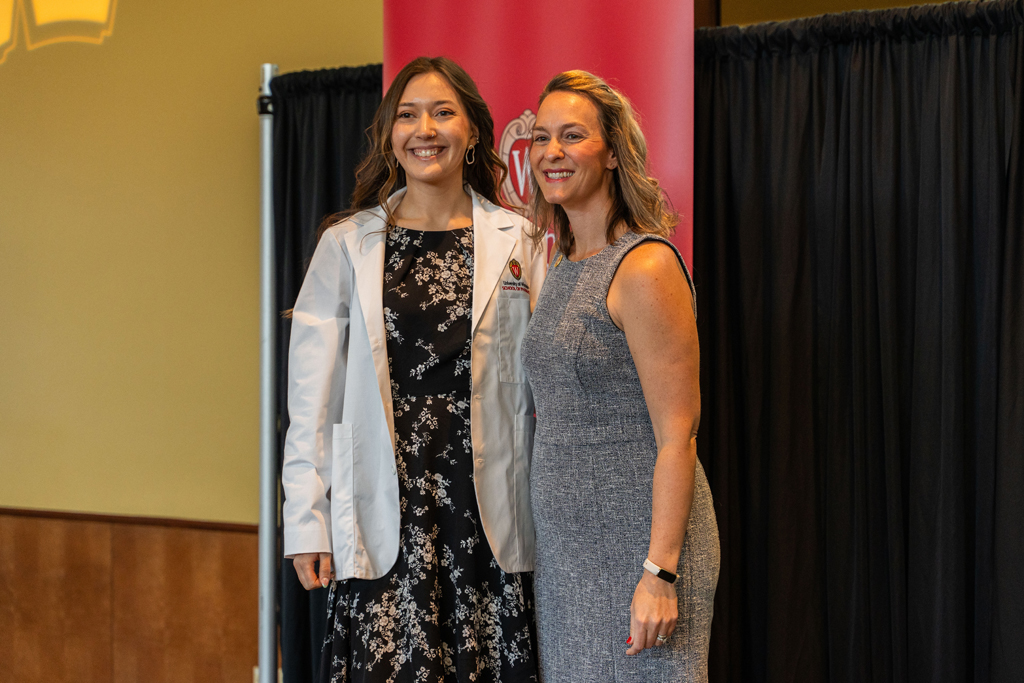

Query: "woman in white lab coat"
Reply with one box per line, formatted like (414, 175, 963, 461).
(281, 56, 545, 682)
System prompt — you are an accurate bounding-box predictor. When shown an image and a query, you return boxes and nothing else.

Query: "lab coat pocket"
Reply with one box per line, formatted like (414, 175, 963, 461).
(498, 297, 530, 384)
(333, 423, 353, 452)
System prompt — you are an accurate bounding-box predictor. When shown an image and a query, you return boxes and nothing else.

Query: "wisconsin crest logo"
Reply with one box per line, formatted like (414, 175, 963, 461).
(499, 110, 536, 208)
(508, 259, 522, 280)
(499, 109, 555, 261)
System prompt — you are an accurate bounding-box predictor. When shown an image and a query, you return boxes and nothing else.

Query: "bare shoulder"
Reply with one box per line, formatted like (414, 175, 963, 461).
(609, 240, 692, 329)
(614, 241, 687, 295)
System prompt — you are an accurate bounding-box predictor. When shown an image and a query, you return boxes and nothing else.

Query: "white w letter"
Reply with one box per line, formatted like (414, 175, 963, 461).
(512, 150, 530, 197)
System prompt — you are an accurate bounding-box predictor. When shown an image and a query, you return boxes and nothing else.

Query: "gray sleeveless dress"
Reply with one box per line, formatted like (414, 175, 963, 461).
(521, 232, 719, 682)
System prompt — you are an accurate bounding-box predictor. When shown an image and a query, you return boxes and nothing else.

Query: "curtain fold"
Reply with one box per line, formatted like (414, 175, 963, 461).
(270, 64, 383, 683)
(693, 2, 1023, 682)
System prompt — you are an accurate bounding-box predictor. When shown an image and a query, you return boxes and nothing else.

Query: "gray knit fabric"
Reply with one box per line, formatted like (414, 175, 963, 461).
(522, 232, 720, 683)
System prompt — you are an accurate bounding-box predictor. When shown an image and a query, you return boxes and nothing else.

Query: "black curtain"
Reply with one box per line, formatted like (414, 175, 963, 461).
(270, 64, 383, 683)
(693, 2, 1023, 682)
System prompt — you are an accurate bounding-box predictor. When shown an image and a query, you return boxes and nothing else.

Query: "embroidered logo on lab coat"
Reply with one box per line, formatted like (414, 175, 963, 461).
(501, 259, 529, 294)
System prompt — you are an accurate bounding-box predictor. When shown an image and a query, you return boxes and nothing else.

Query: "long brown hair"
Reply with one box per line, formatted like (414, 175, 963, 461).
(528, 70, 677, 256)
(317, 56, 507, 240)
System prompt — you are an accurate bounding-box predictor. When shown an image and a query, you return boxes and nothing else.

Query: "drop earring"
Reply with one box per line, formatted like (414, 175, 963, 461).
(465, 144, 476, 166)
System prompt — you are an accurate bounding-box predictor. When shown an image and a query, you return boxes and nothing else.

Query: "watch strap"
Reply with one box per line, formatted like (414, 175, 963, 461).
(643, 558, 678, 584)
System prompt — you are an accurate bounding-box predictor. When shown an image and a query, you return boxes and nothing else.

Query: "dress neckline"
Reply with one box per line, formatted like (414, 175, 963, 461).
(389, 224, 473, 233)
(557, 232, 632, 267)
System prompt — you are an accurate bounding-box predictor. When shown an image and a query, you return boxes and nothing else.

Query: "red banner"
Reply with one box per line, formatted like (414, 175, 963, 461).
(384, 0, 694, 266)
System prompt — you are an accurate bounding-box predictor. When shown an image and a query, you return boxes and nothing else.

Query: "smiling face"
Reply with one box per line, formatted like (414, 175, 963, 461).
(391, 71, 477, 189)
(530, 90, 618, 213)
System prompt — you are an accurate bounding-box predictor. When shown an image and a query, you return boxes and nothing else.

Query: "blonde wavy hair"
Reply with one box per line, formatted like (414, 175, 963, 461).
(528, 70, 677, 256)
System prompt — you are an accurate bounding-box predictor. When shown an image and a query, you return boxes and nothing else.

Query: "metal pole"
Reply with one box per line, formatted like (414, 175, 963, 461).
(258, 62, 279, 683)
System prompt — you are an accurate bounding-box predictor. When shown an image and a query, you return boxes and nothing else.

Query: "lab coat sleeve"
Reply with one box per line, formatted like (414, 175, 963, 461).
(281, 229, 350, 558)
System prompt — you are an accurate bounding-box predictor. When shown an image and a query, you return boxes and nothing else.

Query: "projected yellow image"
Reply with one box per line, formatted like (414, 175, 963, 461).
(1, 0, 116, 65)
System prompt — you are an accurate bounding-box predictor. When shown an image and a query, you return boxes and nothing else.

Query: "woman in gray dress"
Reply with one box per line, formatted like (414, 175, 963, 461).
(521, 71, 720, 682)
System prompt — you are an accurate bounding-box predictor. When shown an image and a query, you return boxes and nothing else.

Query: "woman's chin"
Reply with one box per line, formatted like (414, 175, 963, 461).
(405, 167, 460, 187)
(539, 189, 569, 206)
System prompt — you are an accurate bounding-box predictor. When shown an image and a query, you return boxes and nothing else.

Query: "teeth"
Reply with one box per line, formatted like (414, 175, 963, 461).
(547, 171, 573, 179)
(414, 148, 442, 158)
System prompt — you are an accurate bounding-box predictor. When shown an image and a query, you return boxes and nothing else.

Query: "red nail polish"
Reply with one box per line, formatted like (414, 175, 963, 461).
(626, 636, 632, 645)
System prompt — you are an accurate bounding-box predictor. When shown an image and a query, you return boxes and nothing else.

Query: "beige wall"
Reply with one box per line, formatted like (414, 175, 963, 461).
(0, 0, 946, 523)
(0, 1, 382, 523)
(722, 0, 927, 26)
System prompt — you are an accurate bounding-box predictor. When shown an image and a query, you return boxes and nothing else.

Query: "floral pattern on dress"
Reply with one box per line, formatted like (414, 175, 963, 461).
(319, 226, 539, 683)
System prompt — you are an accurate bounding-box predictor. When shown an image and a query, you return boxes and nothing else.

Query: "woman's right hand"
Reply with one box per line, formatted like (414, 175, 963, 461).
(292, 552, 333, 590)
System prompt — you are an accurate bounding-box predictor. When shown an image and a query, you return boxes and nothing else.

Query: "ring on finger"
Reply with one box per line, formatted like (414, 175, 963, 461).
(656, 634, 668, 643)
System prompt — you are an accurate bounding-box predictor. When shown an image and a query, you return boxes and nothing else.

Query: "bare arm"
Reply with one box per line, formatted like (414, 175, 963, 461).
(606, 241, 700, 655)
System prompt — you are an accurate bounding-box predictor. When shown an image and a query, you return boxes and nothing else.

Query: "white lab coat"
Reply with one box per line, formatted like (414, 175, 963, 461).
(282, 188, 546, 579)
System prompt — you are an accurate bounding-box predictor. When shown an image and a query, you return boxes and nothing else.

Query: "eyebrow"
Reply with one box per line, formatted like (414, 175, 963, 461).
(397, 99, 457, 108)
(533, 122, 587, 133)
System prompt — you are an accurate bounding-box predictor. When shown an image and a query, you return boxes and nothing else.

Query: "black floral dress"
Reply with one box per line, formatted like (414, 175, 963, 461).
(319, 226, 539, 683)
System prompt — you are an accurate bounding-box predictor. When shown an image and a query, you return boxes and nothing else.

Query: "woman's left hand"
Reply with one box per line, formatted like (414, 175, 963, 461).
(626, 571, 678, 654)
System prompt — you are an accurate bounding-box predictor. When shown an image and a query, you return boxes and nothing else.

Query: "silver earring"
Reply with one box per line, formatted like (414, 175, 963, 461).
(465, 144, 476, 166)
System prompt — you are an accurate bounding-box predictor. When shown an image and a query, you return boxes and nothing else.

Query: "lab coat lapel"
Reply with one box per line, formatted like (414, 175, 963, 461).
(343, 199, 397, 448)
(471, 191, 516, 334)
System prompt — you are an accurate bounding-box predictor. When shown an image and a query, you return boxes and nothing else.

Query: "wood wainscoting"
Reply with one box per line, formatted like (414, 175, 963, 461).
(0, 508, 259, 683)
